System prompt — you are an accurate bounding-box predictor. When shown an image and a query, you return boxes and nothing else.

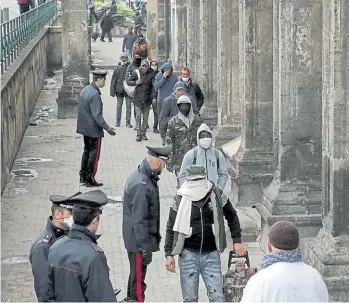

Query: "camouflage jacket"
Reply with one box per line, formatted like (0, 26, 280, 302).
(166, 115, 203, 171)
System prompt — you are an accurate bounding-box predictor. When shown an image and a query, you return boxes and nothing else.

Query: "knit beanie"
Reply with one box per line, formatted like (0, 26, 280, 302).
(269, 220, 299, 250)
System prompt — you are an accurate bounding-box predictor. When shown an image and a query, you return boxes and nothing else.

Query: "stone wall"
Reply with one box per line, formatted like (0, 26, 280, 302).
(1, 25, 58, 193)
(47, 26, 63, 69)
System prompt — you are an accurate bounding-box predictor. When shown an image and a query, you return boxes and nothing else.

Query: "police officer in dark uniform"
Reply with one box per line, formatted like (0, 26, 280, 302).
(47, 190, 117, 302)
(77, 70, 116, 187)
(122, 145, 172, 302)
(29, 191, 81, 302)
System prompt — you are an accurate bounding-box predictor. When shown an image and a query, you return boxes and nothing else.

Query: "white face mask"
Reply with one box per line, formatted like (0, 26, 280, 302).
(121, 61, 127, 65)
(63, 216, 74, 228)
(181, 77, 189, 82)
(199, 138, 212, 149)
(151, 66, 158, 70)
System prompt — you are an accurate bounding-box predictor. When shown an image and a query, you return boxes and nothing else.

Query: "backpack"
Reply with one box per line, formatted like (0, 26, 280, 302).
(193, 147, 220, 170)
(18, 0, 28, 4)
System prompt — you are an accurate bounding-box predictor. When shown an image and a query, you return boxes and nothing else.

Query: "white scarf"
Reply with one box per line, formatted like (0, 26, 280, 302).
(173, 179, 213, 236)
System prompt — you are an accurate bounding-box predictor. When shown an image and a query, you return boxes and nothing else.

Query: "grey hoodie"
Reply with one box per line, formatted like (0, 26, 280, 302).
(178, 123, 229, 190)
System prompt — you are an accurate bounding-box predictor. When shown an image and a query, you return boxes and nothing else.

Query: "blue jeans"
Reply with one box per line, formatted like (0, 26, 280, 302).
(178, 249, 225, 302)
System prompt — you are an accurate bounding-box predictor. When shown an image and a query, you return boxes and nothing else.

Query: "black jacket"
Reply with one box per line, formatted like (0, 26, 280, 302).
(110, 62, 130, 97)
(100, 15, 114, 32)
(47, 225, 116, 302)
(126, 68, 156, 107)
(164, 191, 242, 257)
(123, 160, 161, 253)
(181, 78, 205, 113)
(29, 217, 68, 302)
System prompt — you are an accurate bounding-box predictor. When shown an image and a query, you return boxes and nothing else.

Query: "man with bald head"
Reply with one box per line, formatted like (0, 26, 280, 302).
(241, 220, 328, 302)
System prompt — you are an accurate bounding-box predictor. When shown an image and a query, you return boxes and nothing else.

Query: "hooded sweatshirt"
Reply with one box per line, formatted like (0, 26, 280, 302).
(178, 123, 229, 190)
(166, 96, 203, 170)
(154, 63, 178, 105)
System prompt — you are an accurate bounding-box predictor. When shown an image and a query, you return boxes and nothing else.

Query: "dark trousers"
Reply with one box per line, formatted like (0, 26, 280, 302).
(79, 136, 102, 183)
(152, 101, 158, 129)
(127, 252, 147, 302)
(116, 95, 132, 124)
(101, 30, 112, 41)
(135, 104, 150, 136)
(135, 24, 142, 36)
(19, 5, 30, 14)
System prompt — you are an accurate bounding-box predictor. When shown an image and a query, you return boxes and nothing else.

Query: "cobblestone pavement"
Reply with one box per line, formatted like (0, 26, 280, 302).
(1, 38, 264, 302)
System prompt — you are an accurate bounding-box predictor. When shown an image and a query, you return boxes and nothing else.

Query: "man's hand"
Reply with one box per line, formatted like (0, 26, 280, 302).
(163, 72, 169, 79)
(152, 98, 157, 105)
(165, 256, 176, 273)
(136, 79, 143, 85)
(141, 250, 152, 266)
(233, 243, 247, 257)
(107, 127, 116, 136)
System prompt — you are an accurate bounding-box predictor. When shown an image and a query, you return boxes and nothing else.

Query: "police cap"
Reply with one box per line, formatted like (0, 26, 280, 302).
(146, 145, 172, 160)
(69, 190, 109, 210)
(91, 70, 108, 78)
(49, 191, 82, 209)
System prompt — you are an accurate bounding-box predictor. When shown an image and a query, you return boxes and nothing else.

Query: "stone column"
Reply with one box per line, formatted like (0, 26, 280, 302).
(199, 0, 218, 127)
(171, 0, 187, 70)
(231, 0, 274, 206)
(56, 0, 90, 119)
(214, 0, 241, 146)
(257, 0, 323, 255)
(147, 0, 166, 63)
(307, 0, 349, 300)
(186, 0, 201, 79)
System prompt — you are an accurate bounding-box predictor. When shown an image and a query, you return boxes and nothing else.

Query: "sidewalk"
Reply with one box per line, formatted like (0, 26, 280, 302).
(1, 38, 264, 302)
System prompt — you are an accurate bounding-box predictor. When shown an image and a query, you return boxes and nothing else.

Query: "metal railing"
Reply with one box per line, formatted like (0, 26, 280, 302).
(0, 0, 57, 74)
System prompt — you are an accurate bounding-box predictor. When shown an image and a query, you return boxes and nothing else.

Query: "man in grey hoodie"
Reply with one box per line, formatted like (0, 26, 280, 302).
(178, 123, 229, 191)
(154, 62, 178, 126)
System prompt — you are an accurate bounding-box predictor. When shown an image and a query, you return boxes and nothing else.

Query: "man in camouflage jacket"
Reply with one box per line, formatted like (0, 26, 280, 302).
(166, 95, 203, 186)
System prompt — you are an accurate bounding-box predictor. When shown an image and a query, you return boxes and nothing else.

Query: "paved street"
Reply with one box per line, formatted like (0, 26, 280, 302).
(1, 38, 264, 302)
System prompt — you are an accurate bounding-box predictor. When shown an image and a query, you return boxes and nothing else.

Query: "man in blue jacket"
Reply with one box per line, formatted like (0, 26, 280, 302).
(154, 62, 178, 130)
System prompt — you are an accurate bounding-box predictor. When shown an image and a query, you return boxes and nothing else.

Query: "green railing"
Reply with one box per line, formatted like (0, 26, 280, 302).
(0, 0, 57, 74)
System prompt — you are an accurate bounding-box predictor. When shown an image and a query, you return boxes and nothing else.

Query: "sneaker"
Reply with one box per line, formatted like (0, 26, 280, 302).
(126, 123, 133, 128)
(79, 176, 87, 184)
(141, 134, 148, 140)
(153, 128, 159, 134)
(109, 40, 113, 42)
(100, 39, 105, 42)
(162, 140, 166, 146)
(115, 123, 120, 127)
(134, 126, 137, 131)
(136, 136, 142, 142)
(85, 181, 103, 187)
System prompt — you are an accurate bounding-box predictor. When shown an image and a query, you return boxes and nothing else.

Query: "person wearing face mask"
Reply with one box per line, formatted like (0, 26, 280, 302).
(179, 67, 205, 114)
(126, 59, 156, 142)
(126, 54, 142, 130)
(122, 145, 172, 302)
(164, 165, 245, 302)
(149, 59, 160, 133)
(77, 70, 116, 187)
(29, 191, 81, 302)
(110, 52, 133, 128)
(47, 190, 118, 302)
(166, 95, 203, 186)
(159, 81, 187, 146)
(178, 123, 230, 191)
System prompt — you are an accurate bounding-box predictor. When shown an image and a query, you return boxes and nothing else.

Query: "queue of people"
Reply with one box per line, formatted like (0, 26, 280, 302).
(27, 28, 329, 303)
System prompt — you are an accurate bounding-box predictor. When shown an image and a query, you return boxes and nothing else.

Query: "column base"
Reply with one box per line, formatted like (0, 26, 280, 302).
(307, 217, 349, 301)
(213, 124, 241, 147)
(56, 77, 88, 119)
(231, 146, 273, 207)
(256, 175, 323, 256)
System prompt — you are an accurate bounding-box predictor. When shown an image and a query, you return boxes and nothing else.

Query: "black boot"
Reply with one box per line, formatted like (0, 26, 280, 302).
(153, 127, 159, 133)
(85, 180, 103, 187)
(79, 176, 87, 184)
